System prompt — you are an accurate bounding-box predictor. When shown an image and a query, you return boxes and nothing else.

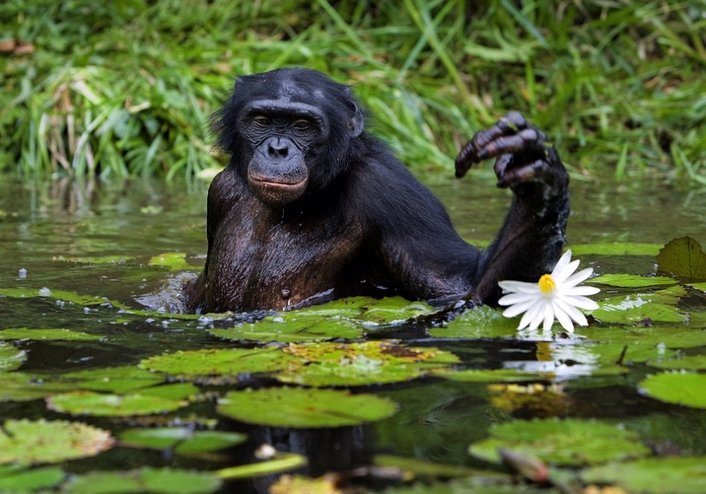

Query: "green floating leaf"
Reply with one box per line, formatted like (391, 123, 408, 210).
(210, 314, 362, 343)
(0, 343, 26, 372)
(0, 372, 73, 402)
(570, 242, 661, 257)
(639, 372, 706, 409)
(120, 428, 246, 454)
(657, 236, 706, 280)
(469, 418, 649, 466)
(64, 366, 165, 393)
(47, 389, 189, 417)
(429, 305, 517, 339)
(590, 273, 676, 288)
(218, 387, 397, 428)
(582, 456, 706, 494)
(295, 296, 437, 327)
(592, 286, 687, 324)
(64, 468, 220, 494)
(0, 466, 65, 491)
(216, 452, 307, 479)
(140, 347, 296, 383)
(688, 282, 706, 293)
(649, 354, 706, 371)
(275, 341, 460, 387)
(0, 327, 101, 341)
(149, 252, 188, 270)
(0, 419, 114, 465)
(584, 325, 706, 350)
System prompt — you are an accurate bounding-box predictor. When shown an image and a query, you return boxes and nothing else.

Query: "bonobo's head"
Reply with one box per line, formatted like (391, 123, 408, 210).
(214, 68, 365, 206)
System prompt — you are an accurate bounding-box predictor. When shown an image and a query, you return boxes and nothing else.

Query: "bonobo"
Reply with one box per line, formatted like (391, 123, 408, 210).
(185, 68, 569, 313)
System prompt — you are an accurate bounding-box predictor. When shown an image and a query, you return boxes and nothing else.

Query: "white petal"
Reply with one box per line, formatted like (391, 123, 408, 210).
(499, 280, 537, 294)
(552, 298, 576, 332)
(563, 267, 594, 287)
(554, 259, 580, 283)
(563, 295, 599, 311)
(498, 292, 537, 306)
(564, 285, 600, 296)
(502, 298, 538, 318)
(519, 301, 544, 330)
(555, 297, 589, 326)
(542, 302, 555, 332)
(551, 251, 573, 278)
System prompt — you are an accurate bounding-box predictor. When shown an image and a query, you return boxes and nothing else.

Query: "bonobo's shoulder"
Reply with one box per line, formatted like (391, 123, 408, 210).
(208, 168, 246, 203)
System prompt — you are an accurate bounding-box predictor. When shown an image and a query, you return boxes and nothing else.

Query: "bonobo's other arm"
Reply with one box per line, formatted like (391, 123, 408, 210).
(456, 112, 570, 305)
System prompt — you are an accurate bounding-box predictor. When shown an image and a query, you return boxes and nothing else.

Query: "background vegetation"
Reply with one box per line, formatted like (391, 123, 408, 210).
(1, 0, 704, 183)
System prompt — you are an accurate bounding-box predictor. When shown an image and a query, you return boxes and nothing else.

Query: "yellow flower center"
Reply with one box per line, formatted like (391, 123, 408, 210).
(538, 274, 556, 295)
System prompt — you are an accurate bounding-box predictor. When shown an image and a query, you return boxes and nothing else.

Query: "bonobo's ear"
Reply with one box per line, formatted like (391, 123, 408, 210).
(345, 88, 364, 137)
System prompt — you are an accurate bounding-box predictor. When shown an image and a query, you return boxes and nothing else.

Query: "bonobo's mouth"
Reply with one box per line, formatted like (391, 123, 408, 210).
(248, 176, 308, 204)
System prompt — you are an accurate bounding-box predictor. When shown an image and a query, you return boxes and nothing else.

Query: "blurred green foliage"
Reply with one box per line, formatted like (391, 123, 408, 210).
(0, 0, 704, 182)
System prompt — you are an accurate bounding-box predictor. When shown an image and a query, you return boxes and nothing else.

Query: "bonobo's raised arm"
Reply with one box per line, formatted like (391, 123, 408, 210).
(457, 111, 570, 304)
(184, 68, 569, 314)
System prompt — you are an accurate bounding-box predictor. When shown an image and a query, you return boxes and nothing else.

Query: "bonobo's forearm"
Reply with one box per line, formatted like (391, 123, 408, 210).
(471, 164, 570, 304)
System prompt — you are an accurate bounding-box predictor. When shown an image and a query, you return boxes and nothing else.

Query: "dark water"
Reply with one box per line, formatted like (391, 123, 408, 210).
(1, 173, 705, 491)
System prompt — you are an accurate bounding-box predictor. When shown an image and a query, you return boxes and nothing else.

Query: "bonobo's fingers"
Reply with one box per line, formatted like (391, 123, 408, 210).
(455, 111, 531, 178)
(497, 158, 546, 189)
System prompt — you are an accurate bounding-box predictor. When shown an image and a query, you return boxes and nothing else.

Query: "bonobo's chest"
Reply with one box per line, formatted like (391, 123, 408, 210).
(205, 197, 364, 311)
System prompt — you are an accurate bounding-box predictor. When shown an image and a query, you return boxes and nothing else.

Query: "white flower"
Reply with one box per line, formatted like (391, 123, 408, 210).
(498, 250, 600, 334)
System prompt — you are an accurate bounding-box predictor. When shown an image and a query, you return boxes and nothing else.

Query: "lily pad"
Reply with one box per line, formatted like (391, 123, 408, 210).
(210, 314, 362, 342)
(149, 252, 189, 270)
(275, 341, 460, 387)
(688, 282, 706, 293)
(0, 466, 65, 491)
(0, 372, 73, 402)
(581, 456, 706, 494)
(119, 428, 246, 454)
(0, 343, 26, 372)
(649, 354, 706, 370)
(0, 327, 101, 341)
(592, 286, 687, 324)
(140, 347, 297, 383)
(590, 273, 676, 288)
(295, 296, 437, 327)
(53, 254, 134, 264)
(216, 452, 307, 479)
(0, 287, 114, 306)
(429, 305, 517, 339)
(657, 236, 706, 280)
(218, 387, 398, 428)
(570, 242, 661, 257)
(64, 468, 220, 494)
(432, 368, 539, 382)
(0, 419, 114, 465)
(64, 366, 165, 393)
(639, 372, 706, 409)
(47, 389, 189, 417)
(468, 418, 649, 466)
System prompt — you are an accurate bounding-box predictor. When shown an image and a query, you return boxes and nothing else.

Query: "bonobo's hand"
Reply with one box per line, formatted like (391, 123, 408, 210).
(455, 112, 568, 194)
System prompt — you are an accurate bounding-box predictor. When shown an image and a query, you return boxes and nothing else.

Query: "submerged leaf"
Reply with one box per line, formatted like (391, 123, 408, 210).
(468, 418, 649, 466)
(590, 273, 676, 288)
(657, 236, 706, 280)
(0, 419, 114, 465)
(570, 242, 661, 257)
(210, 314, 362, 342)
(639, 372, 706, 409)
(149, 252, 189, 270)
(429, 305, 517, 338)
(0, 343, 26, 372)
(218, 387, 398, 428)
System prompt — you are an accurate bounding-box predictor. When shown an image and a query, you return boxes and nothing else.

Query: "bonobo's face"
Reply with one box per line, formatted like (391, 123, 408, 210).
(239, 100, 327, 206)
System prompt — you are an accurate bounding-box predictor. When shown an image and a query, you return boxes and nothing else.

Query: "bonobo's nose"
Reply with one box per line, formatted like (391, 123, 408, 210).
(267, 138, 289, 159)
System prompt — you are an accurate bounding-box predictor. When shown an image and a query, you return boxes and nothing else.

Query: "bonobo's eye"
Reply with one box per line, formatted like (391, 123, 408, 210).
(252, 115, 271, 127)
(292, 119, 311, 131)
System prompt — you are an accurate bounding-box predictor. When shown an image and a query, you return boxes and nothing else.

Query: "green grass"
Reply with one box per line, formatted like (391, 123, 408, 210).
(1, 0, 704, 183)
